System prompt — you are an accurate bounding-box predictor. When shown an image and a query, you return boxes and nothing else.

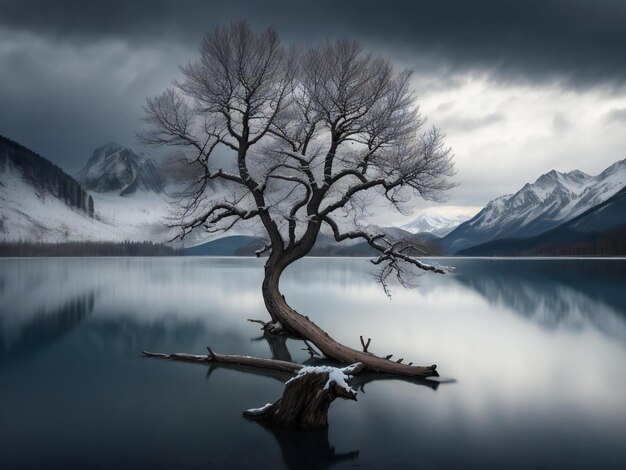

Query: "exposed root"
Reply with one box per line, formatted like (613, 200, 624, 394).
(243, 363, 363, 428)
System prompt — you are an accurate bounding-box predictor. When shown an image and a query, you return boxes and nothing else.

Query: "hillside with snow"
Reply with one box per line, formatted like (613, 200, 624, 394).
(442, 159, 626, 253)
(0, 161, 176, 243)
(0, 139, 177, 244)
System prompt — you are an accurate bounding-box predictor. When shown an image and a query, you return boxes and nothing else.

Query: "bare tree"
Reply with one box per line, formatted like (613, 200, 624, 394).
(140, 22, 454, 382)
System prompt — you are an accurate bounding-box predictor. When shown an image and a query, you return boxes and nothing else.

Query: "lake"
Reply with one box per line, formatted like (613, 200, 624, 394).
(1, 257, 626, 469)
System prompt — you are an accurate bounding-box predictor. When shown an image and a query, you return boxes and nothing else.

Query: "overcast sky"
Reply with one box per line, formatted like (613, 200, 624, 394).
(1, 0, 625, 221)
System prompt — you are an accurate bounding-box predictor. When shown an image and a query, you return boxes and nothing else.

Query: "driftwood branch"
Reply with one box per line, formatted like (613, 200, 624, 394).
(142, 347, 302, 373)
(359, 335, 371, 353)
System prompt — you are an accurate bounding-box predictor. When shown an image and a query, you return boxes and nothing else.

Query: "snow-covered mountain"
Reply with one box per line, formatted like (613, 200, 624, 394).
(1, 161, 114, 242)
(459, 186, 626, 256)
(1, 136, 102, 241)
(1, 135, 94, 217)
(1, 138, 176, 243)
(442, 159, 626, 253)
(76, 142, 165, 196)
(1, 162, 175, 243)
(400, 213, 470, 237)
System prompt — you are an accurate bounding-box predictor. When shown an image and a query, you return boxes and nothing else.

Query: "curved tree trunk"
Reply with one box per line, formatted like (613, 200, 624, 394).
(261, 252, 438, 379)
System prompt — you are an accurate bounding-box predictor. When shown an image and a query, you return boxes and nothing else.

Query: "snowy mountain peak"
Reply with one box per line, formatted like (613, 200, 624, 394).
(531, 168, 591, 192)
(443, 158, 626, 253)
(566, 169, 592, 183)
(598, 157, 626, 179)
(76, 143, 165, 196)
(401, 212, 470, 237)
(537, 169, 558, 181)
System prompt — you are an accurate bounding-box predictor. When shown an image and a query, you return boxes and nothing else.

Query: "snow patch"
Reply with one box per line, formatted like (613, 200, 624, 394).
(285, 363, 361, 394)
(245, 403, 273, 414)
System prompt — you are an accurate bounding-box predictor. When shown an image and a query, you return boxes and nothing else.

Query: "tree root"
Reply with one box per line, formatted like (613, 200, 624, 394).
(243, 364, 362, 428)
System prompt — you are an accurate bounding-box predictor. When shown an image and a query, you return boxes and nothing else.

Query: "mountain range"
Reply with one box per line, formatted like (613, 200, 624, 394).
(459, 186, 626, 256)
(1, 134, 625, 256)
(442, 159, 626, 254)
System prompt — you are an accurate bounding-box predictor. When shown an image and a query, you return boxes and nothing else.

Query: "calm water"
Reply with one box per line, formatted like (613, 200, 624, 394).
(1, 257, 626, 469)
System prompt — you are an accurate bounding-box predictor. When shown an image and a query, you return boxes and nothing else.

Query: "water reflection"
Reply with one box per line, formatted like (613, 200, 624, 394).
(251, 422, 359, 470)
(0, 292, 94, 363)
(251, 332, 294, 362)
(450, 259, 626, 339)
(0, 257, 625, 469)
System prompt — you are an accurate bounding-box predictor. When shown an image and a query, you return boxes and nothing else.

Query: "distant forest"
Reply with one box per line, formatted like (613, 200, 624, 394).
(0, 241, 180, 257)
(0, 134, 94, 217)
(526, 230, 626, 256)
(462, 229, 626, 257)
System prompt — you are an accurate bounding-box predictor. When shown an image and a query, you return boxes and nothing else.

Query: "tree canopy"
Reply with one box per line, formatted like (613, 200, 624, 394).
(140, 21, 455, 289)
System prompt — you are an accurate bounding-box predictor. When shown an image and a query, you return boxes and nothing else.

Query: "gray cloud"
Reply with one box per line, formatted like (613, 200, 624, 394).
(1, 0, 626, 210)
(440, 112, 506, 134)
(605, 108, 626, 123)
(552, 113, 572, 133)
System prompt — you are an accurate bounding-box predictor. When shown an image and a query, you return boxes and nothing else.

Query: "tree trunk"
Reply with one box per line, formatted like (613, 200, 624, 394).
(243, 366, 358, 428)
(261, 253, 438, 379)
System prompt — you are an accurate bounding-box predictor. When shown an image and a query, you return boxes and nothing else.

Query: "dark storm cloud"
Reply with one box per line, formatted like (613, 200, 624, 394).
(3, 0, 626, 89)
(1, 0, 625, 172)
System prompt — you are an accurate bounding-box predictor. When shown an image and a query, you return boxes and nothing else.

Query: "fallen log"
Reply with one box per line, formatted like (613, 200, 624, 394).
(143, 348, 365, 428)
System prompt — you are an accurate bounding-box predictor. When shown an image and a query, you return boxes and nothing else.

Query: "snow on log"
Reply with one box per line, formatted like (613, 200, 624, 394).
(243, 363, 363, 428)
